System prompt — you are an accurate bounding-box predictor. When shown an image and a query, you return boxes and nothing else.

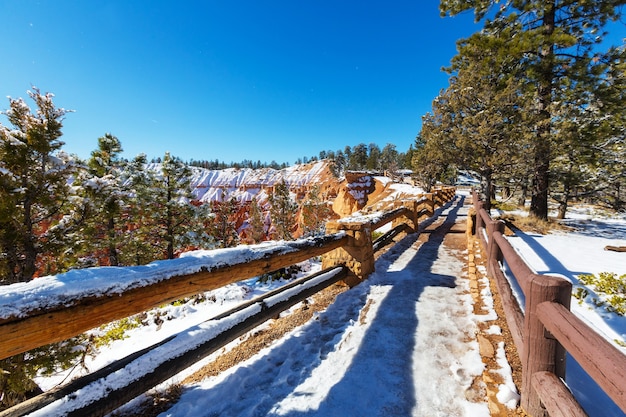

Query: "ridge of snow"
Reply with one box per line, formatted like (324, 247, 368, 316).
(0, 235, 345, 320)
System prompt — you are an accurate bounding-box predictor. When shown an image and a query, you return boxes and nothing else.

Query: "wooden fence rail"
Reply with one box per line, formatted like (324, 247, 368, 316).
(470, 191, 626, 417)
(0, 187, 455, 416)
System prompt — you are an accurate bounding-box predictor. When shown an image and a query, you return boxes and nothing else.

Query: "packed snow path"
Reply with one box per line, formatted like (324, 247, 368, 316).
(160, 196, 489, 417)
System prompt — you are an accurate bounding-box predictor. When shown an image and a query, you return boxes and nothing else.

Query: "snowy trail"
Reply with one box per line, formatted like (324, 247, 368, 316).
(160, 196, 489, 417)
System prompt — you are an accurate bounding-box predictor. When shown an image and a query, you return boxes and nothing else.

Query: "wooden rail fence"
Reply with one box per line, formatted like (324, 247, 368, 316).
(0, 187, 455, 417)
(470, 191, 626, 417)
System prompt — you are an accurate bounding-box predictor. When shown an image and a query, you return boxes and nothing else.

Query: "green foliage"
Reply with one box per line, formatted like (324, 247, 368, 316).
(312, 142, 413, 176)
(574, 272, 626, 316)
(269, 180, 298, 241)
(411, 132, 452, 192)
(92, 317, 142, 348)
(437, 0, 625, 219)
(247, 197, 267, 243)
(258, 265, 302, 284)
(210, 191, 240, 248)
(490, 200, 518, 212)
(0, 88, 77, 282)
(300, 185, 332, 237)
(0, 336, 88, 410)
(371, 230, 385, 241)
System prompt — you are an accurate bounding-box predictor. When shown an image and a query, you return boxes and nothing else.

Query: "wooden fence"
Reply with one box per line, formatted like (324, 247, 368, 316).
(470, 191, 626, 417)
(0, 187, 455, 417)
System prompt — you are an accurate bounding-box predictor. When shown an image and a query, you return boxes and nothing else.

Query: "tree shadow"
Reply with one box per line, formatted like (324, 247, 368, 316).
(506, 225, 626, 417)
(509, 228, 590, 283)
(273, 197, 466, 417)
(163, 197, 466, 417)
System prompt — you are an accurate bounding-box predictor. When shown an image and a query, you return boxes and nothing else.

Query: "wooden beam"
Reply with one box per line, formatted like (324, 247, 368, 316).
(531, 371, 588, 417)
(537, 301, 626, 413)
(0, 235, 350, 360)
(18, 267, 348, 417)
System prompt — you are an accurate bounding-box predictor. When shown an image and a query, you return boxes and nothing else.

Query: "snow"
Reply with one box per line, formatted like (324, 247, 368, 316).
(171, 160, 331, 204)
(6, 191, 623, 417)
(502, 207, 626, 417)
(0, 236, 345, 320)
(505, 219, 626, 348)
(494, 342, 520, 409)
(154, 199, 491, 417)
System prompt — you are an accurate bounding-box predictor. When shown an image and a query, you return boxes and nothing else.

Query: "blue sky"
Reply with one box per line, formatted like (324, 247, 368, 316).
(2, 1, 616, 166)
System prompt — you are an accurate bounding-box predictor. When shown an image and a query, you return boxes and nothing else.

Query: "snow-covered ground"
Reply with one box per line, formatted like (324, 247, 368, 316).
(29, 195, 501, 417)
(500, 205, 626, 417)
(151, 197, 493, 417)
(11, 191, 626, 416)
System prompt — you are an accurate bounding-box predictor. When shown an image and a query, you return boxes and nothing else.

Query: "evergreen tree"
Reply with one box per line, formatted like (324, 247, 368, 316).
(401, 144, 416, 170)
(300, 185, 331, 237)
(380, 143, 400, 174)
(594, 46, 626, 211)
(443, 33, 528, 210)
(349, 143, 368, 170)
(331, 149, 346, 177)
(210, 191, 240, 248)
(411, 131, 452, 192)
(0, 88, 76, 283)
(343, 146, 353, 170)
(440, 0, 625, 219)
(269, 180, 298, 241)
(152, 153, 197, 258)
(120, 154, 162, 265)
(366, 143, 381, 171)
(81, 133, 126, 266)
(247, 196, 267, 243)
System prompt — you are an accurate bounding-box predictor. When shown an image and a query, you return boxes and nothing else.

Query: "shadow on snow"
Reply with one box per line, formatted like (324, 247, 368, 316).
(167, 197, 464, 417)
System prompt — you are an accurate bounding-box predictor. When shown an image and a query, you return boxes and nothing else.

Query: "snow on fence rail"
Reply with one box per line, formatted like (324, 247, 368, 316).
(470, 191, 626, 417)
(0, 187, 456, 417)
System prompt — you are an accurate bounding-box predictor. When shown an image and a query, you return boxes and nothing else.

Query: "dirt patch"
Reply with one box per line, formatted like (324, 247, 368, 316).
(181, 282, 348, 384)
(467, 234, 528, 417)
(114, 198, 530, 417)
(111, 282, 349, 417)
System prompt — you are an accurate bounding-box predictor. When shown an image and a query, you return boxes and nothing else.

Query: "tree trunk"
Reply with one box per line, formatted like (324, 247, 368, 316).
(529, 3, 555, 221)
(481, 168, 494, 212)
(518, 182, 528, 207)
(107, 216, 119, 266)
(557, 200, 567, 220)
(23, 198, 38, 282)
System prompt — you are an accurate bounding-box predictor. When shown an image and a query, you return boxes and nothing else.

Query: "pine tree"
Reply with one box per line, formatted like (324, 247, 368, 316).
(152, 152, 199, 259)
(120, 153, 162, 265)
(300, 185, 331, 237)
(80, 133, 126, 266)
(0, 88, 76, 283)
(594, 46, 626, 211)
(366, 143, 381, 171)
(210, 191, 240, 248)
(246, 196, 267, 243)
(442, 32, 528, 210)
(349, 143, 368, 171)
(440, 0, 625, 219)
(269, 180, 298, 241)
(411, 130, 452, 192)
(380, 143, 400, 174)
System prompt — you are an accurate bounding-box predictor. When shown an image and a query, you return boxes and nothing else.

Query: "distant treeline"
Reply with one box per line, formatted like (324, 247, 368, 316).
(168, 142, 416, 174)
(300, 143, 415, 174)
(172, 158, 289, 170)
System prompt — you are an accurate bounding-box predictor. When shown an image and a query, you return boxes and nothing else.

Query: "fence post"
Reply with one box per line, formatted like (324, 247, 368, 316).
(419, 194, 435, 219)
(486, 220, 505, 278)
(475, 201, 484, 234)
(392, 200, 418, 232)
(433, 190, 445, 207)
(321, 220, 374, 287)
(521, 274, 572, 417)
